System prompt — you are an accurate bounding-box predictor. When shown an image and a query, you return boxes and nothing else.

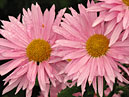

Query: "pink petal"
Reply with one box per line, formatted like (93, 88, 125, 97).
(109, 23, 123, 46)
(0, 57, 27, 76)
(81, 79, 87, 95)
(61, 22, 85, 41)
(78, 4, 86, 14)
(54, 39, 85, 48)
(64, 60, 79, 74)
(38, 63, 47, 91)
(42, 8, 49, 40)
(109, 5, 124, 12)
(104, 12, 117, 21)
(101, 3, 116, 9)
(87, 3, 105, 12)
(122, 76, 129, 84)
(26, 89, 32, 97)
(117, 63, 129, 76)
(31, 3, 43, 39)
(97, 57, 105, 76)
(15, 75, 27, 94)
(27, 61, 37, 82)
(92, 13, 105, 27)
(22, 8, 34, 40)
(62, 49, 86, 60)
(114, 71, 123, 82)
(9, 64, 28, 79)
(104, 0, 121, 4)
(2, 50, 26, 58)
(123, 9, 129, 29)
(107, 57, 119, 72)
(80, 14, 94, 38)
(98, 77, 103, 97)
(22, 76, 29, 90)
(3, 77, 22, 95)
(77, 58, 91, 86)
(54, 8, 66, 25)
(103, 56, 115, 82)
(88, 58, 97, 85)
(117, 12, 124, 23)
(28, 81, 35, 90)
(0, 29, 26, 48)
(17, 14, 21, 21)
(53, 26, 75, 40)
(112, 39, 129, 47)
(122, 28, 129, 41)
(92, 78, 97, 93)
(8, 16, 29, 44)
(69, 7, 78, 17)
(107, 49, 124, 60)
(104, 73, 110, 84)
(104, 19, 117, 35)
(64, 13, 81, 34)
(0, 38, 22, 49)
(68, 55, 90, 76)
(48, 56, 62, 63)
(43, 5, 55, 41)
(107, 82, 113, 91)
(44, 61, 53, 78)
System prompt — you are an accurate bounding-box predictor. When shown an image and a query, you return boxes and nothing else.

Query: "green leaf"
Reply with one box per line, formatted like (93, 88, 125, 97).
(83, 82, 95, 97)
(58, 85, 81, 97)
(35, 77, 39, 86)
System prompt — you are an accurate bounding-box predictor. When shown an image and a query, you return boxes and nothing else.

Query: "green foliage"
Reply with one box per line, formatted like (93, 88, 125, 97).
(58, 85, 81, 97)
(0, 0, 7, 9)
(83, 82, 95, 97)
(35, 77, 39, 86)
(94, 0, 98, 3)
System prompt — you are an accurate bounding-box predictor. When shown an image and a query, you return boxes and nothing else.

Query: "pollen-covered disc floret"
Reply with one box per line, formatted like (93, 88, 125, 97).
(86, 34, 109, 57)
(122, 0, 129, 6)
(26, 39, 52, 62)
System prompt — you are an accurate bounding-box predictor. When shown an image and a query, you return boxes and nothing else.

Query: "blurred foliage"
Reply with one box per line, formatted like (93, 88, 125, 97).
(0, 0, 7, 9)
(58, 85, 81, 97)
(58, 79, 129, 97)
(0, 0, 87, 20)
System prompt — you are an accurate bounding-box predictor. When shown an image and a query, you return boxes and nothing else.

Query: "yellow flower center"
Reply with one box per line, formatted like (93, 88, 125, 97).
(26, 39, 51, 62)
(86, 34, 109, 57)
(122, 0, 129, 6)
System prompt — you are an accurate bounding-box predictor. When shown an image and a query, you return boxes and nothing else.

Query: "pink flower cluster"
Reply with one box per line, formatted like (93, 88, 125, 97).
(0, 0, 129, 97)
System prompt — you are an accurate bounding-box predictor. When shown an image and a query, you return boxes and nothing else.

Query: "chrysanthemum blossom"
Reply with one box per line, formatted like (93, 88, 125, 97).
(0, 3, 66, 97)
(87, 0, 129, 44)
(52, 1, 129, 97)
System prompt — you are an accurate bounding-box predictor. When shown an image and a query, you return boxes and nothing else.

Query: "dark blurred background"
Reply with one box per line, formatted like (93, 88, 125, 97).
(0, 0, 87, 20)
(0, 0, 87, 97)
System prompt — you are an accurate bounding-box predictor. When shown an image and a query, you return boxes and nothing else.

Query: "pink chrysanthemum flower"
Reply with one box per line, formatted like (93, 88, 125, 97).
(0, 3, 66, 97)
(87, 0, 129, 44)
(52, 1, 129, 97)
